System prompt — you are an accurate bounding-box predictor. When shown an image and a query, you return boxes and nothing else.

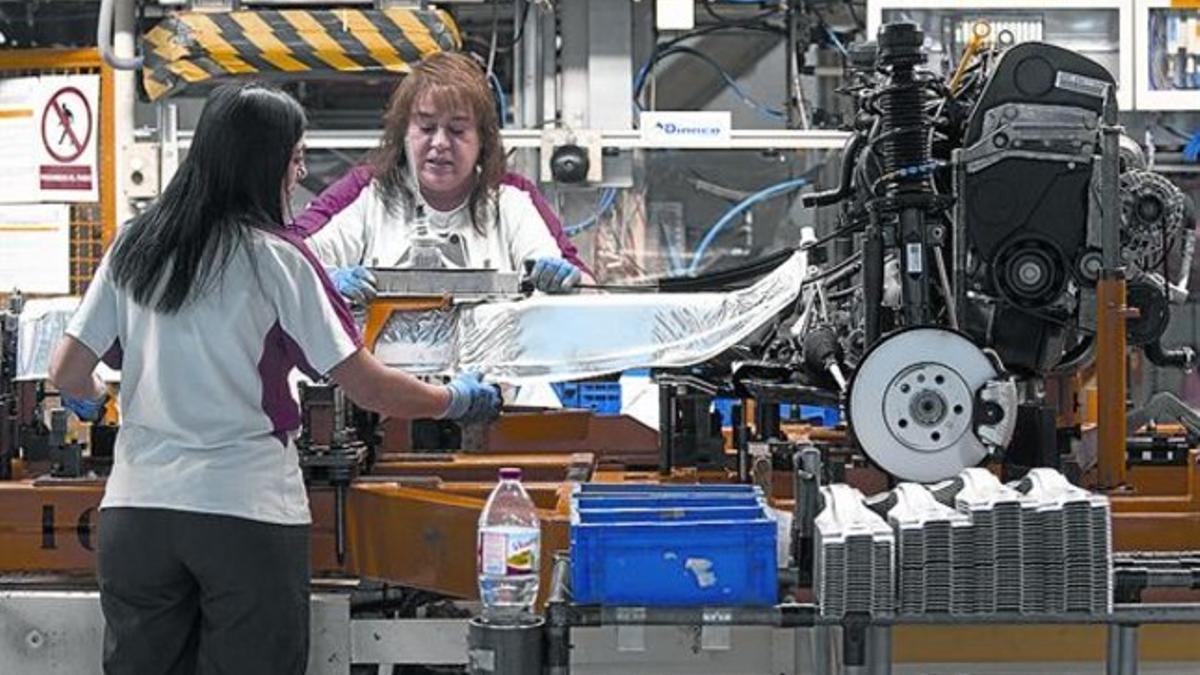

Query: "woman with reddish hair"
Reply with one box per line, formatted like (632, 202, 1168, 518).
(307, 52, 585, 301)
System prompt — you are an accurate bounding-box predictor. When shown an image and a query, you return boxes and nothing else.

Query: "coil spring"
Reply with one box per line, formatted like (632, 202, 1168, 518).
(875, 79, 931, 197)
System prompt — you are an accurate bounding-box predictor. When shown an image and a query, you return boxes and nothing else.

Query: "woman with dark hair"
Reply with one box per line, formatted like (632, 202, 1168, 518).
(47, 82, 498, 674)
(307, 51, 585, 302)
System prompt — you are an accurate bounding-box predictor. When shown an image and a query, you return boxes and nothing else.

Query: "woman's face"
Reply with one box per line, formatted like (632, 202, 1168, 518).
(405, 91, 480, 207)
(285, 139, 307, 195)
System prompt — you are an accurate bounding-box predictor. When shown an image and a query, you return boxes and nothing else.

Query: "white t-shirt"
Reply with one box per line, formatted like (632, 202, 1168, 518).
(307, 181, 562, 271)
(66, 229, 361, 525)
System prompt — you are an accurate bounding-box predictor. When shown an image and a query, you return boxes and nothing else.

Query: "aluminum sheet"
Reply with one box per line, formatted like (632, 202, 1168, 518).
(15, 297, 119, 382)
(15, 297, 80, 381)
(373, 250, 807, 383)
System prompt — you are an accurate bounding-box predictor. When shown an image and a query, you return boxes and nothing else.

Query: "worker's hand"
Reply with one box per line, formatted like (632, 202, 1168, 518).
(440, 372, 502, 424)
(529, 257, 582, 294)
(328, 266, 377, 303)
(61, 392, 106, 422)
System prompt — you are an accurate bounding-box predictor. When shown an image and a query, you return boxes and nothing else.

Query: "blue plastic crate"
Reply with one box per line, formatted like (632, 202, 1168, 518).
(570, 485, 777, 606)
(577, 506, 765, 523)
(781, 404, 841, 427)
(577, 484, 755, 494)
(552, 381, 622, 415)
(712, 398, 839, 427)
(575, 493, 763, 509)
(574, 484, 763, 509)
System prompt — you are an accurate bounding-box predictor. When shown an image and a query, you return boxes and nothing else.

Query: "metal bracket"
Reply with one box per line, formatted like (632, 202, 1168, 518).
(615, 607, 646, 652)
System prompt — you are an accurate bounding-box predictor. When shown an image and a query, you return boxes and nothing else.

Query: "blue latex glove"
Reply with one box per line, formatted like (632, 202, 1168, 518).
(62, 392, 106, 422)
(441, 372, 502, 424)
(329, 265, 377, 303)
(529, 257, 582, 294)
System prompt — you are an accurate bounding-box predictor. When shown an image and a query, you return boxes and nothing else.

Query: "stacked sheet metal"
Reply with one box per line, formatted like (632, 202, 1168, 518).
(814, 484, 896, 619)
(813, 469, 1112, 618)
(886, 483, 971, 614)
(953, 469, 1027, 613)
(1015, 468, 1113, 615)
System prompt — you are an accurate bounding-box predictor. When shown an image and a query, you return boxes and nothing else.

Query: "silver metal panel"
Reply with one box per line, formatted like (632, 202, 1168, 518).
(350, 618, 468, 665)
(371, 268, 521, 298)
(0, 591, 104, 675)
(310, 594, 352, 675)
(560, 0, 589, 131)
(586, 1, 632, 131)
(0, 591, 351, 675)
(571, 625, 800, 675)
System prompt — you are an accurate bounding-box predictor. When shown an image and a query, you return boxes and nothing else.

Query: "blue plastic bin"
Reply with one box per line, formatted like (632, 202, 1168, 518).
(574, 494, 763, 509)
(574, 483, 762, 509)
(782, 404, 841, 427)
(553, 381, 622, 415)
(577, 484, 755, 494)
(570, 485, 778, 606)
(576, 506, 765, 523)
(712, 398, 839, 427)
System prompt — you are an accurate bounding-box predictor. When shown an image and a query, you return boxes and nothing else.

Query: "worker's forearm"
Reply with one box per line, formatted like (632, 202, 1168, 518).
(372, 370, 452, 420)
(331, 349, 453, 419)
(56, 373, 106, 402)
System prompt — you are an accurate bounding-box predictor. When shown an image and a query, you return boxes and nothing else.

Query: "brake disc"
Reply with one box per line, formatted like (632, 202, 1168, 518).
(848, 327, 1000, 482)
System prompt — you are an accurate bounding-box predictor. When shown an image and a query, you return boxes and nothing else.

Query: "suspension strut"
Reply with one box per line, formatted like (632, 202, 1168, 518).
(869, 22, 938, 332)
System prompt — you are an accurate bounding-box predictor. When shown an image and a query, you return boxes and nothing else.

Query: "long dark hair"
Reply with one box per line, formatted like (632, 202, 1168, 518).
(371, 52, 505, 234)
(108, 82, 306, 313)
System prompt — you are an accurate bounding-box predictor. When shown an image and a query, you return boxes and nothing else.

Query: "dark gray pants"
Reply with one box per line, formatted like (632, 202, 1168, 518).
(97, 507, 311, 675)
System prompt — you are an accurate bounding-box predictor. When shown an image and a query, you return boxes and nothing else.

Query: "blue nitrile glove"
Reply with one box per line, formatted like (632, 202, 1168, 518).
(441, 372, 502, 424)
(329, 265, 377, 303)
(61, 392, 106, 422)
(529, 257, 582, 294)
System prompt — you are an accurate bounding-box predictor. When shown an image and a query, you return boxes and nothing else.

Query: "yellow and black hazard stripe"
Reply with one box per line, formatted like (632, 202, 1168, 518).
(142, 8, 462, 100)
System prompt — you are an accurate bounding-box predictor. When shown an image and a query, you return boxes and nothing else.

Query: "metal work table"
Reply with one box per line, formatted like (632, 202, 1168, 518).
(536, 557, 1200, 675)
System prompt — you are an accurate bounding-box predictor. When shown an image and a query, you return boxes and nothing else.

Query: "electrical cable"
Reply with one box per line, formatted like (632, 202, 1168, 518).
(823, 23, 849, 58)
(565, 188, 619, 236)
(635, 24, 786, 117)
(687, 177, 809, 276)
(659, 23, 785, 53)
(487, 71, 508, 128)
(634, 45, 786, 121)
(496, 1, 533, 53)
(659, 246, 799, 292)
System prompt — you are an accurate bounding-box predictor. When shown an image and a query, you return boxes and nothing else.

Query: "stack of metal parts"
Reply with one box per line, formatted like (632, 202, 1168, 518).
(813, 469, 1112, 618)
(814, 484, 896, 619)
(1014, 468, 1114, 615)
(953, 468, 1025, 614)
(886, 483, 971, 614)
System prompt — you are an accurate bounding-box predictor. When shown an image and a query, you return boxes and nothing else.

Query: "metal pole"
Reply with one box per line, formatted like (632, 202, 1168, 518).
(113, 0, 138, 229)
(811, 626, 832, 674)
(866, 626, 892, 675)
(1106, 624, 1138, 675)
(546, 555, 571, 675)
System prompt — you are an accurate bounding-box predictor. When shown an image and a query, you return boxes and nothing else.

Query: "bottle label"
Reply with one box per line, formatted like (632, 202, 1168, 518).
(479, 527, 539, 576)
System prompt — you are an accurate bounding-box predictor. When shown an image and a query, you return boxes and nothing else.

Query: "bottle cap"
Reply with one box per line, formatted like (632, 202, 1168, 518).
(499, 467, 521, 480)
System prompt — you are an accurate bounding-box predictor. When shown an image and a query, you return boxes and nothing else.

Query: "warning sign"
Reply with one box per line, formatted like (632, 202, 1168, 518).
(0, 74, 98, 203)
(42, 87, 92, 163)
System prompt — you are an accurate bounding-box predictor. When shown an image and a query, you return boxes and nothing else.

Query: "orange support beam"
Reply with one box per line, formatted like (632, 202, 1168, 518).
(1095, 274, 1128, 489)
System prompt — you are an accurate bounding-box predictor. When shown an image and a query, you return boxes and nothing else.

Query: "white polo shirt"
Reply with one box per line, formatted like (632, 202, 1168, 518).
(66, 229, 361, 525)
(307, 181, 561, 271)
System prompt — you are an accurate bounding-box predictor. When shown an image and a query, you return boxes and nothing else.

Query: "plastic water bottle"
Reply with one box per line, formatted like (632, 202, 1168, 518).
(477, 467, 541, 623)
